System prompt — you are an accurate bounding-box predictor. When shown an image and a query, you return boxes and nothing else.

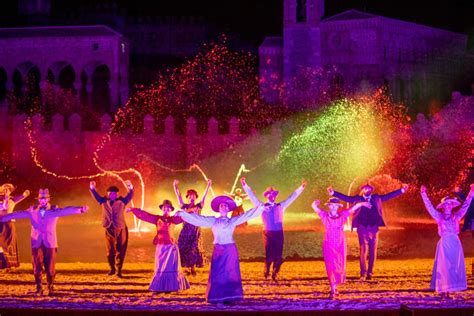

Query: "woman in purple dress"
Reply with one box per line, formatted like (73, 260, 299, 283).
(173, 179, 212, 276)
(312, 198, 370, 298)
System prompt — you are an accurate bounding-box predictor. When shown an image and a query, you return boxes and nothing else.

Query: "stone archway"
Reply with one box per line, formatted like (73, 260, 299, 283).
(12, 61, 41, 113)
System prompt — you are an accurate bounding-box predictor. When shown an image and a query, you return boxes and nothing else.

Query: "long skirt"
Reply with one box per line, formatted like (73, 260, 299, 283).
(178, 223, 205, 268)
(149, 243, 190, 292)
(323, 230, 347, 285)
(0, 222, 20, 269)
(207, 243, 243, 304)
(430, 234, 467, 292)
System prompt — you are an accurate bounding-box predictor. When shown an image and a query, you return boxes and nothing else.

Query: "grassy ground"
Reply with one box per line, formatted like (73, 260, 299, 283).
(0, 259, 473, 311)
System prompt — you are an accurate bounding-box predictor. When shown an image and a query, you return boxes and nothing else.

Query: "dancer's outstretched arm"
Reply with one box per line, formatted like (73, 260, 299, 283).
(173, 180, 185, 207)
(200, 179, 212, 207)
(455, 184, 474, 221)
(12, 190, 30, 204)
(240, 177, 261, 207)
(347, 201, 372, 214)
(231, 203, 266, 226)
(89, 181, 106, 204)
(0, 209, 31, 222)
(420, 186, 440, 220)
(48, 206, 88, 218)
(128, 208, 159, 224)
(177, 210, 215, 227)
(328, 186, 358, 203)
(380, 184, 408, 202)
(280, 180, 306, 210)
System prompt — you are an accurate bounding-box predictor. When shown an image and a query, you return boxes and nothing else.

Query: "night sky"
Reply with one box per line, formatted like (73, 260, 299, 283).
(1, 0, 473, 48)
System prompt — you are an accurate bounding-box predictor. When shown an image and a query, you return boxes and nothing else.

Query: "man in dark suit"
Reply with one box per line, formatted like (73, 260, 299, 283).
(90, 180, 133, 278)
(327, 183, 408, 280)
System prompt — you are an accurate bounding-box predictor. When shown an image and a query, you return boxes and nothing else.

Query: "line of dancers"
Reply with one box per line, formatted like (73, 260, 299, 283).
(0, 179, 473, 303)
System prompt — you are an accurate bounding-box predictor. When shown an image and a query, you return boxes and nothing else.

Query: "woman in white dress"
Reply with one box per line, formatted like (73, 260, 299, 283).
(177, 196, 267, 304)
(420, 184, 473, 296)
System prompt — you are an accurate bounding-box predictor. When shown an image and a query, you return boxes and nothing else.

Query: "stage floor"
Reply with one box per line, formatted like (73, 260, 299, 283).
(0, 259, 473, 313)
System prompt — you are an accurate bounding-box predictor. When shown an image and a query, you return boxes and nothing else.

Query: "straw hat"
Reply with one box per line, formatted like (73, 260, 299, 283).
(211, 195, 237, 213)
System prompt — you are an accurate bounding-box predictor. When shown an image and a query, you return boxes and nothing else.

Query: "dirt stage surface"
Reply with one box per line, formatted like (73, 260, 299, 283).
(0, 259, 473, 312)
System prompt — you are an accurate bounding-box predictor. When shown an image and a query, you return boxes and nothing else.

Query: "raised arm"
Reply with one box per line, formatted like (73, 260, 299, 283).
(311, 200, 325, 219)
(280, 181, 306, 210)
(89, 181, 106, 204)
(455, 184, 474, 221)
(121, 180, 134, 205)
(200, 179, 212, 207)
(128, 208, 159, 224)
(231, 203, 266, 226)
(380, 184, 408, 202)
(420, 186, 440, 220)
(173, 180, 185, 207)
(48, 206, 88, 218)
(0, 210, 31, 222)
(176, 210, 215, 227)
(328, 186, 358, 203)
(11, 190, 30, 204)
(240, 177, 261, 207)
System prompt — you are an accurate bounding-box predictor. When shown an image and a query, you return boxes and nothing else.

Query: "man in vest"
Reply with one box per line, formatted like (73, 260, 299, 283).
(328, 183, 408, 280)
(241, 177, 306, 281)
(90, 180, 133, 278)
(0, 188, 88, 295)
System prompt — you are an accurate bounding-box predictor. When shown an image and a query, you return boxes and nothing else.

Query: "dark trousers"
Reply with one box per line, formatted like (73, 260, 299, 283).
(0, 222, 20, 269)
(105, 226, 128, 272)
(32, 243, 57, 288)
(357, 225, 379, 277)
(263, 230, 284, 275)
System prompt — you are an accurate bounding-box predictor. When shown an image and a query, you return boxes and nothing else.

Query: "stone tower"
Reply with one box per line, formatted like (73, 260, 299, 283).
(283, 0, 324, 83)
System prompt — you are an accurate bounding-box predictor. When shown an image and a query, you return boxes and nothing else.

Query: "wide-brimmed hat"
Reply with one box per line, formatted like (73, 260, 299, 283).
(263, 186, 279, 198)
(107, 186, 120, 193)
(436, 194, 461, 210)
(159, 199, 175, 211)
(211, 195, 237, 213)
(359, 183, 374, 191)
(325, 197, 343, 207)
(0, 183, 15, 193)
(36, 188, 50, 199)
(186, 189, 199, 199)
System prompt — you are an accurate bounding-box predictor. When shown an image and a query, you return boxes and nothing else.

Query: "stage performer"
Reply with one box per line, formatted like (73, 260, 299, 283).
(173, 179, 211, 276)
(177, 196, 267, 304)
(420, 184, 473, 297)
(0, 188, 88, 296)
(327, 183, 408, 280)
(224, 188, 249, 227)
(241, 177, 306, 280)
(0, 183, 30, 269)
(89, 180, 133, 278)
(312, 198, 371, 298)
(128, 199, 189, 294)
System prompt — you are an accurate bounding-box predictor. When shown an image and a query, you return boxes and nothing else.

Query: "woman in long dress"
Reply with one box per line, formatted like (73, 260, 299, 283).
(312, 198, 370, 298)
(420, 184, 474, 296)
(0, 183, 30, 269)
(177, 196, 267, 304)
(128, 199, 189, 293)
(173, 179, 212, 276)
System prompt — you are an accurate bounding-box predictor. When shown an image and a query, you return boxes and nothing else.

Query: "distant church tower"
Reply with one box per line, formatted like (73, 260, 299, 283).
(18, 0, 51, 25)
(283, 0, 324, 83)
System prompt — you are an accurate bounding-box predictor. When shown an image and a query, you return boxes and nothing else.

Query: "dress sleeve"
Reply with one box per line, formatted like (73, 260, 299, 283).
(177, 211, 215, 227)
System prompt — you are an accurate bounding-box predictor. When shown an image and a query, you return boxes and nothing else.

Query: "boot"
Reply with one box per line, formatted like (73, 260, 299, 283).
(46, 275, 55, 296)
(264, 262, 271, 279)
(107, 256, 116, 276)
(33, 274, 43, 296)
